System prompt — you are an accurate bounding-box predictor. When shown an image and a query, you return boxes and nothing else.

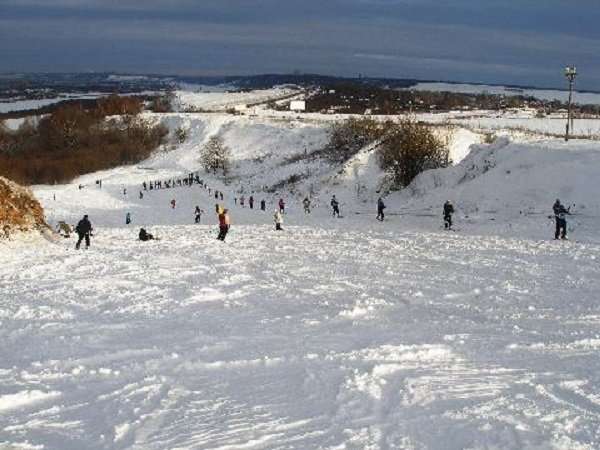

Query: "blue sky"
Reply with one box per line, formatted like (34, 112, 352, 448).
(1, 0, 599, 89)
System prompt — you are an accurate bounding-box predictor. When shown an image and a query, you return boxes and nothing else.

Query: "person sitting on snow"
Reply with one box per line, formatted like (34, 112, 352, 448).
(138, 228, 155, 241)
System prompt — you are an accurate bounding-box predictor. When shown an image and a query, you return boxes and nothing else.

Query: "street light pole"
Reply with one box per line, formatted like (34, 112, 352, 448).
(565, 66, 577, 141)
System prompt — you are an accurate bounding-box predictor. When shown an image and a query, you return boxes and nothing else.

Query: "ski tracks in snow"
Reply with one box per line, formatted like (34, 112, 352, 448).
(1, 226, 600, 449)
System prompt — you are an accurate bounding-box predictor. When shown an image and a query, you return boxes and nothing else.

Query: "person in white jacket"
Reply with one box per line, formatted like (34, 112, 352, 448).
(274, 210, 283, 231)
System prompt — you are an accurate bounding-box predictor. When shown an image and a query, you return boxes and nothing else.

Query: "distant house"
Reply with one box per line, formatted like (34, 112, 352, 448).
(290, 100, 306, 111)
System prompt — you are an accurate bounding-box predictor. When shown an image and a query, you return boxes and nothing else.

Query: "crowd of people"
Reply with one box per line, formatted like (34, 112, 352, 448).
(65, 174, 573, 249)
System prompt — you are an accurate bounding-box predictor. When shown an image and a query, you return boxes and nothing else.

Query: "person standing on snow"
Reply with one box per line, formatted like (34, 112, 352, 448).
(278, 198, 285, 214)
(126, 212, 131, 225)
(553, 199, 570, 240)
(260, 199, 266, 211)
(194, 206, 204, 224)
(170, 199, 176, 209)
(376, 197, 386, 221)
(75, 215, 93, 250)
(217, 209, 230, 241)
(331, 195, 340, 218)
(240, 195, 245, 207)
(249, 195, 254, 209)
(443, 200, 455, 229)
(274, 210, 283, 231)
(303, 197, 311, 214)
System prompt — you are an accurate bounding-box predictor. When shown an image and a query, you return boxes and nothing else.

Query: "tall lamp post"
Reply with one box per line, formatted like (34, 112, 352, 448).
(565, 66, 577, 141)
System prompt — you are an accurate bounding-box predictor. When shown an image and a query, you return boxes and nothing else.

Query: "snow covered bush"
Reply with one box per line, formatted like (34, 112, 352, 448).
(200, 136, 231, 175)
(323, 118, 384, 163)
(378, 118, 450, 188)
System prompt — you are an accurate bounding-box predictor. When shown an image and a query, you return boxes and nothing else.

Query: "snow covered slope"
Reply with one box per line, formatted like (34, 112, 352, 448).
(2, 106, 600, 449)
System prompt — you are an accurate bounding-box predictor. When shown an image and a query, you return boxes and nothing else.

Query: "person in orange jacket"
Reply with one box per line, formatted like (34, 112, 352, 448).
(217, 209, 230, 241)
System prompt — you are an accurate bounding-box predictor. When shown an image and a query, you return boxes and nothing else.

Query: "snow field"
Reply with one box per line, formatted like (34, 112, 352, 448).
(2, 222, 600, 449)
(3, 90, 600, 448)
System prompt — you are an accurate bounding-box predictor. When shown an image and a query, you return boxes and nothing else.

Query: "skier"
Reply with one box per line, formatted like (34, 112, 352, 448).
(143, 181, 147, 191)
(171, 199, 176, 209)
(331, 195, 340, 218)
(194, 206, 204, 224)
(220, 192, 224, 201)
(443, 200, 455, 229)
(240, 195, 245, 207)
(260, 199, 266, 211)
(126, 212, 131, 225)
(278, 198, 285, 214)
(249, 196, 254, 209)
(217, 209, 230, 241)
(234, 197, 237, 205)
(303, 197, 311, 214)
(553, 199, 570, 240)
(75, 215, 92, 250)
(139, 191, 143, 199)
(274, 210, 283, 230)
(376, 197, 386, 221)
(138, 228, 155, 241)
(123, 187, 127, 196)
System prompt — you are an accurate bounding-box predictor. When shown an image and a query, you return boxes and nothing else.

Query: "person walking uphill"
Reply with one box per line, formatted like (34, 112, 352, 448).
(443, 200, 455, 229)
(553, 199, 570, 240)
(75, 215, 93, 250)
(274, 210, 283, 231)
(217, 209, 231, 241)
(331, 195, 340, 218)
(376, 197, 386, 221)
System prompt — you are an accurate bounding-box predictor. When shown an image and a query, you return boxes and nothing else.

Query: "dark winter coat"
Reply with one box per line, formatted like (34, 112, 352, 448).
(553, 202, 569, 220)
(75, 217, 92, 235)
(443, 202, 454, 217)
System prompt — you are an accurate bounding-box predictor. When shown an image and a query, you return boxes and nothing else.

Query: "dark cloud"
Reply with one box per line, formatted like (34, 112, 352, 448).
(1, 0, 599, 88)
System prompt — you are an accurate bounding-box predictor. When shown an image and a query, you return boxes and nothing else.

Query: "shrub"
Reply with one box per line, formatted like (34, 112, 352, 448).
(323, 117, 384, 163)
(378, 119, 450, 188)
(149, 91, 175, 113)
(174, 126, 188, 144)
(200, 136, 231, 175)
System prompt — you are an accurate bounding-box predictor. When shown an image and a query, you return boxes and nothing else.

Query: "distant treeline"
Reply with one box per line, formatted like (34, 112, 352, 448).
(304, 82, 600, 115)
(0, 95, 168, 185)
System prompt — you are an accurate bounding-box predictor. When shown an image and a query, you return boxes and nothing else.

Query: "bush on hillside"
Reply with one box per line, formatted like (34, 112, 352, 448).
(323, 117, 384, 163)
(0, 176, 48, 236)
(378, 119, 450, 188)
(149, 91, 175, 113)
(200, 136, 231, 175)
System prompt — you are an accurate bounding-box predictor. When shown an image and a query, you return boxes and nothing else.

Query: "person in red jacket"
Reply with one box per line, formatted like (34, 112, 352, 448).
(217, 209, 230, 241)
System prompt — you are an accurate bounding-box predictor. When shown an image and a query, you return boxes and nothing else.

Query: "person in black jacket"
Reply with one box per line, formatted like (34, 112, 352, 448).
(75, 215, 92, 249)
(376, 197, 386, 221)
(553, 199, 570, 240)
(139, 228, 154, 241)
(443, 200, 455, 229)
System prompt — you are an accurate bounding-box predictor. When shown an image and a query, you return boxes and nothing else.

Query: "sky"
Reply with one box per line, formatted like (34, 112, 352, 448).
(1, 0, 599, 89)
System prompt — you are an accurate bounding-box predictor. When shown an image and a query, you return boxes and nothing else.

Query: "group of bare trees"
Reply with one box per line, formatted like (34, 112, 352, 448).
(0, 96, 168, 185)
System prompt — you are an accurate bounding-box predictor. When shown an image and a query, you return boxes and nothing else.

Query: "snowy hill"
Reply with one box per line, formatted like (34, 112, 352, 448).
(2, 98, 600, 449)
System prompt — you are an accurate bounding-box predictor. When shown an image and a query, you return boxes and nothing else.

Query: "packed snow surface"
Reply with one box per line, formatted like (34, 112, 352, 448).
(2, 107, 600, 449)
